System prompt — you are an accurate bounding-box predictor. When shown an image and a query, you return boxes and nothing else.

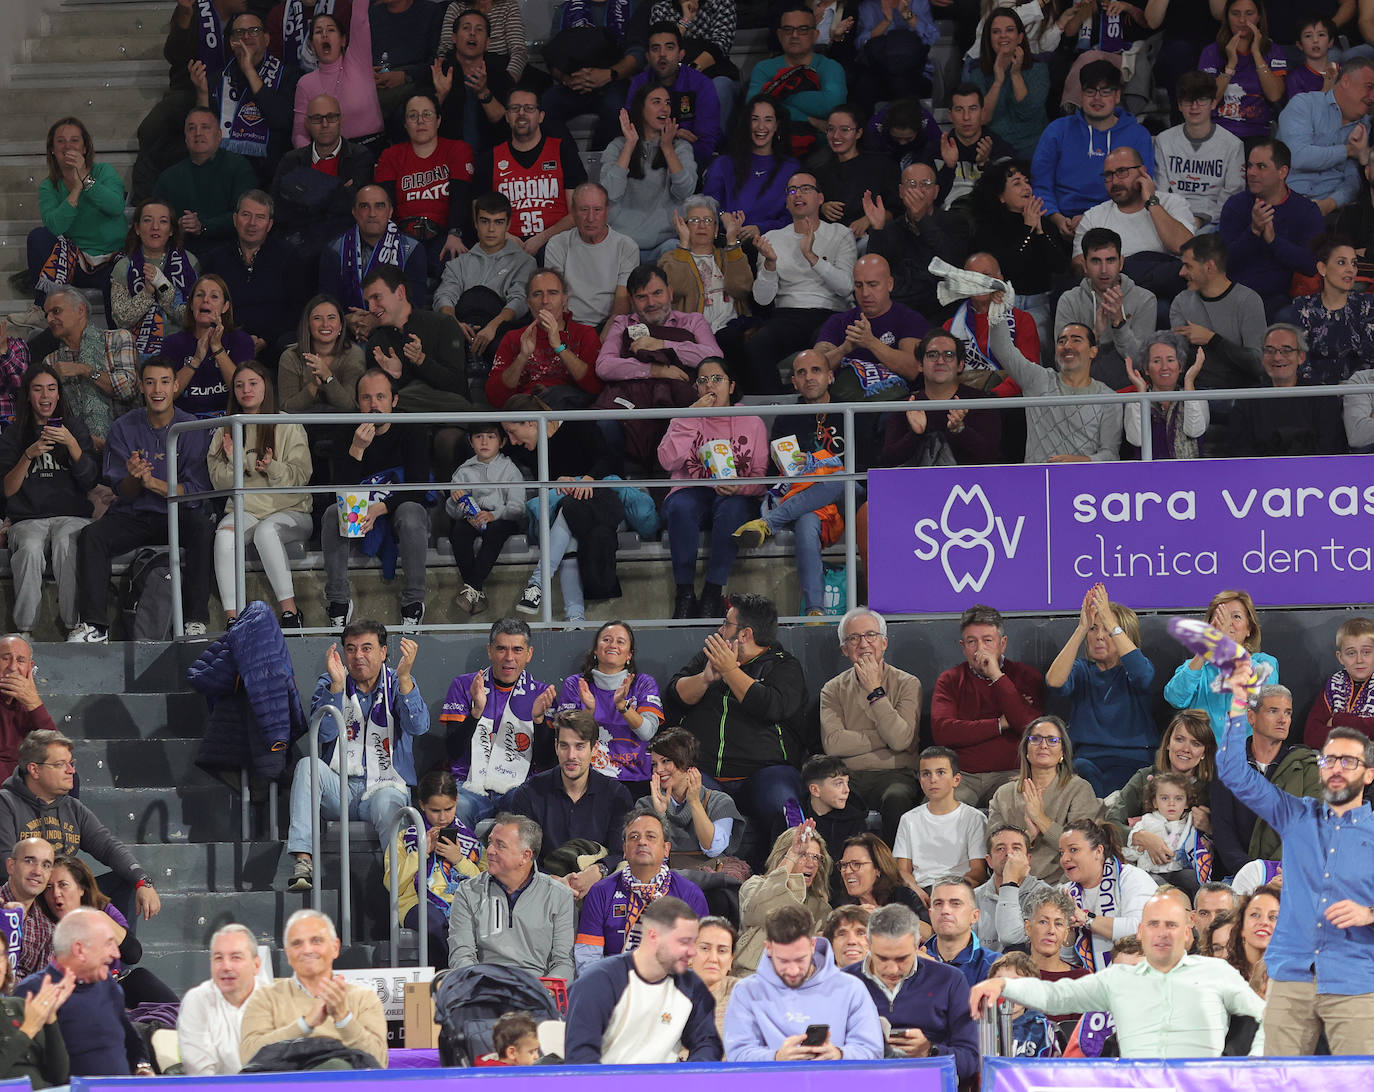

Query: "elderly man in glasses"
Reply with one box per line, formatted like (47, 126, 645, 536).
(865, 161, 969, 320)
(815, 607, 921, 844)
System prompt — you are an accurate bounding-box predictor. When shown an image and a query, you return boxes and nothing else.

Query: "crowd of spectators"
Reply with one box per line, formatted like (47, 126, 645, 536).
(6, 0, 1374, 637)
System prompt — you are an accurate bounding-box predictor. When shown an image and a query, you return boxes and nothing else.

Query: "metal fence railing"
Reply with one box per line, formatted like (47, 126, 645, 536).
(163, 385, 1357, 635)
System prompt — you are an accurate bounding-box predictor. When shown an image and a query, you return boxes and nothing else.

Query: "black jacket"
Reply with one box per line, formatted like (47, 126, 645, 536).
(867, 210, 969, 318)
(667, 646, 808, 778)
(270, 139, 377, 245)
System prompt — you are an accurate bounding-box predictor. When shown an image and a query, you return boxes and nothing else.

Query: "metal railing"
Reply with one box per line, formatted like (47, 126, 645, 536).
(385, 805, 430, 970)
(978, 1001, 1017, 1074)
(306, 704, 351, 944)
(162, 385, 1357, 634)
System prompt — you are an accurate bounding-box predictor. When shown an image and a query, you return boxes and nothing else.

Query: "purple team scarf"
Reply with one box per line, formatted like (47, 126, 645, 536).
(126, 246, 195, 356)
(1068, 853, 1120, 972)
(282, 0, 338, 69)
(219, 54, 284, 158)
(339, 222, 403, 308)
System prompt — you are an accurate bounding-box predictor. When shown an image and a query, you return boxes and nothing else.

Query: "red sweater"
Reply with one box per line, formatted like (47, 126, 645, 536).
(0, 701, 56, 782)
(930, 660, 1044, 774)
(1303, 682, 1374, 749)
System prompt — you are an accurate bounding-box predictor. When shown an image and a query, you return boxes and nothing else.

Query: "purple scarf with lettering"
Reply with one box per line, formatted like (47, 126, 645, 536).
(127, 246, 195, 356)
(1068, 853, 1120, 972)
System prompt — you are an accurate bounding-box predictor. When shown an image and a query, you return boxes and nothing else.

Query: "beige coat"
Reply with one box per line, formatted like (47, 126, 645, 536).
(208, 419, 313, 518)
(820, 662, 922, 771)
(734, 865, 830, 974)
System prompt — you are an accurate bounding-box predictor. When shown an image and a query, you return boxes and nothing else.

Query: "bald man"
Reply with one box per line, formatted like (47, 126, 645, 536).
(970, 888, 1266, 1057)
(941, 253, 1042, 375)
(1, 835, 55, 976)
(814, 254, 929, 403)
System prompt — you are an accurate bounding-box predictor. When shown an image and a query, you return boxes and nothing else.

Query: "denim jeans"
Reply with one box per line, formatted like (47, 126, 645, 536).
(1074, 747, 1153, 798)
(453, 785, 501, 830)
(321, 500, 431, 608)
(285, 759, 410, 855)
(662, 486, 758, 586)
(763, 479, 863, 612)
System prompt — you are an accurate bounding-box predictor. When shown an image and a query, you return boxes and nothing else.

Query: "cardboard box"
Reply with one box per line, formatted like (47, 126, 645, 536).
(404, 980, 441, 1049)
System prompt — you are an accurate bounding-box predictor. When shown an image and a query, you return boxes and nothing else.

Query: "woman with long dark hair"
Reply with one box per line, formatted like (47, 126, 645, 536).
(970, 8, 1050, 159)
(559, 621, 663, 790)
(1226, 883, 1280, 986)
(290, 0, 383, 147)
(837, 832, 927, 915)
(161, 273, 255, 419)
(1055, 817, 1156, 972)
(208, 362, 313, 629)
(0, 364, 98, 637)
(702, 96, 800, 243)
(1200, 0, 1286, 139)
(603, 84, 697, 259)
(276, 294, 366, 413)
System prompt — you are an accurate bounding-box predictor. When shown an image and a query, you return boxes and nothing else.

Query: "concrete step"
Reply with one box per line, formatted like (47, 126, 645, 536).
(71, 735, 215, 789)
(0, 116, 137, 162)
(78, 785, 241, 844)
(24, 35, 166, 65)
(46, 692, 209, 740)
(44, 2, 173, 38)
(126, 839, 287, 894)
(6, 60, 167, 84)
(34, 640, 205, 695)
(0, 83, 161, 115)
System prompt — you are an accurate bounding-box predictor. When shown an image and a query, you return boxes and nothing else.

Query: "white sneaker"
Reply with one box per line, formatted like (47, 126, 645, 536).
(515, 583, 542, 615)
(183, 621, 208, 637)
(455, 584, 486, 614)
(67, 622, 107, 644)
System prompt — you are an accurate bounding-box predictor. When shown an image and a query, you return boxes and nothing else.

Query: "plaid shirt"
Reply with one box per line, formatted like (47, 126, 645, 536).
(0, 337, 30, 425)
(41, 326, 139, 442)
(0, 882, 54, 978)
(649, 0, 736, 55)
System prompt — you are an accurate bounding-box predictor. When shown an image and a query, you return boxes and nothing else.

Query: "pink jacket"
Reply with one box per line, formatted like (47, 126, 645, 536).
(595, 310, 722, 380)
(292, 0, 383, 146)
(658, 414, 770, 496)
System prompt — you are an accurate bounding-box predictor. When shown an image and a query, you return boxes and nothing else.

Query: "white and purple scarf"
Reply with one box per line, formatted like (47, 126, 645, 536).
(1067, 853, 1120, 972)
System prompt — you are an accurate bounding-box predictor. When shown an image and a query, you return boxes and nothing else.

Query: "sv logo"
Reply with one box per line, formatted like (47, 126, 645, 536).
(911, 485, 1025, 592)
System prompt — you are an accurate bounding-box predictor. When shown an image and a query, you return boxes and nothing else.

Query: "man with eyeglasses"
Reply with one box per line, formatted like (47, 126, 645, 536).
(1072, 147, 1195, 303)
(188, 10, 296, 186)
(1227, 323, 1345, 457)
(270, 93, 377, 261)
(746, 5, 847, 155)
(744, 174, 857, 394)
(1152, 71, 1244, 233)
(1216, 661, 1374, 1056)
(477, 87, 588, 257)
(1030, 60, 1154, 243)
(1053, 226, 1155, 391)
(865, 161, 969, 318)
(0, 730, 161, 923)
(884, 330, 1000, 465)
(816, 608, 921, 844)
(1209, 684, 1318, 881)
(131, 0, 251, 201)
(1218, 138, 1323, 320)
(931, 605, 1042, 808)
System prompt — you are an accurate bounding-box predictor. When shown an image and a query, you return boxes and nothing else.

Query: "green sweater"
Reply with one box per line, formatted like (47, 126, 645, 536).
(38, 161, 127, 257)
(153, 149, 256, 250)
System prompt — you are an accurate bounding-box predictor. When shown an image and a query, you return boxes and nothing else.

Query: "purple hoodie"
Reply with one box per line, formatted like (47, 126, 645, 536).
(722, 936, 884, 1061)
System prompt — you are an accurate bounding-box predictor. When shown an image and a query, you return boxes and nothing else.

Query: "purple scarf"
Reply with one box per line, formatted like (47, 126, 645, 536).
(127, 247, 195, 356)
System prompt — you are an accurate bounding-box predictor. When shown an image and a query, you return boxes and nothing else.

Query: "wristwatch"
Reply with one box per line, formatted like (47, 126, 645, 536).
(1144, 195, 1161, 209)
(866, 686, 886, 703)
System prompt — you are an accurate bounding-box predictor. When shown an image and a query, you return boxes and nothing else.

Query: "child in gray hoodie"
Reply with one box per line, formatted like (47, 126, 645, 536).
(447, 422, 527, 614)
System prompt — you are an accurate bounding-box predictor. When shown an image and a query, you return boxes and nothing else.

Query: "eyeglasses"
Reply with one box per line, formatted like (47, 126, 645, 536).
(837, 860, 872, 871)
(36, 759, 76, 770)
(779, 23, 814, 34)
(901, 178, 938, 190)
(1101, 165, 1141, 181)
(1317, 755, 1368, 771)
(825, 125, 857, 135)
(684, 216, 715, 225)
(1027, 734, 1062, 747)
(924, 349, 958, 361)
(406, 110, 438, 122)
(507, 103, 540, 114)
(695, 374, 728, 387)
(795, 851, 823, 864)
(1261, 345, 1299, 358)
(305, 112, 342, 124)
(786, 184, 818, 195)
(844, 630, 884, 646)
(1082, 85, 1117, 98)
(230, 25, 265, 37)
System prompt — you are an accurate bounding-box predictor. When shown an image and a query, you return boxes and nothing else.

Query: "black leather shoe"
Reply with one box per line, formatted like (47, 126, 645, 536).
(698, 587, 726, 620)
(673, 589, 698, 619)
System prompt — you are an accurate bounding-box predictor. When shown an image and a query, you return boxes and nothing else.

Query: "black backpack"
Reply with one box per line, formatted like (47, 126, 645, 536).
(119, 546, 173, 640)
(433, 964, 561, 1066)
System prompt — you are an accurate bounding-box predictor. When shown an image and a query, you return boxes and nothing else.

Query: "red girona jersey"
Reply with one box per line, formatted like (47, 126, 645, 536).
(375, 138, 475, 226)
(488, 138, 573, 239)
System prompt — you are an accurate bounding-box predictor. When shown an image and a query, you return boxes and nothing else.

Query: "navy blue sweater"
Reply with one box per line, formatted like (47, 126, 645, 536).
(843, 955, 979, 1079)
(18, 964, 146, 1076)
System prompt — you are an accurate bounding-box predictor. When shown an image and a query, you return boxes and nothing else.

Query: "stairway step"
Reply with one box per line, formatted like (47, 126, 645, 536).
(24, 35, 166, 65)
(0, 84, 161, 115)
(71, 736, 215, 789)
(45, 3, 174, 38)
(36, 640, 207, 696)
(7, 60, 167, 83)
(80, 785, 240, 844)
(0, 116, 138, 161)
(46, 692, 209, 740)
(126, 839, 287, 893)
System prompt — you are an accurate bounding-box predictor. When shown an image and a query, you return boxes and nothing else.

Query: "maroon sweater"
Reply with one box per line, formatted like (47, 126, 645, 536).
(0, 702, 56, 782)
(930, 660, 1044, 774)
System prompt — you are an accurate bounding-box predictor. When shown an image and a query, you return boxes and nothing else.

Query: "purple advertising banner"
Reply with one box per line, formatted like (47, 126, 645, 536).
(868, 455, 1374, 613)
(984, 1057, 1374, 1092)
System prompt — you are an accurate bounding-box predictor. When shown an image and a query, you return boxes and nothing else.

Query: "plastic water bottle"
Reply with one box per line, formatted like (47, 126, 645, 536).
(378, 51, 391, 72)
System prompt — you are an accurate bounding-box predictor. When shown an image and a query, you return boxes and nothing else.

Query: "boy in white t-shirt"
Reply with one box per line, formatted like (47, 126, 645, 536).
(893, 747, 989, 904)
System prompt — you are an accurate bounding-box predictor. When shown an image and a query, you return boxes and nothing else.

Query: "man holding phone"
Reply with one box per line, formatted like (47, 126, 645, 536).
(723, 904, 883, 1061)
(844, 903, 979, 1081)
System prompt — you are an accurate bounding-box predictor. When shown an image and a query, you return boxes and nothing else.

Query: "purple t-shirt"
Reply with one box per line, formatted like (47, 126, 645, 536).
(557, 671, 663, 782)
(1285, 62, 1329, 99)
(1199, 43, 1287, 138)
(440, 668, 552, 795)
(162, 328, 256, 419)
(575, 870, 710, 956)
(817, 302, 930, 401)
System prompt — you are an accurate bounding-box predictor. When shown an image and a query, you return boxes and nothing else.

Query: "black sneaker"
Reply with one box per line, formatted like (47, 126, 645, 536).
(400, 602, 424, 633)
(327, 600, 353, 629)
(515, 583, 542, 615)
(279, 609, 304, 631)
(672, 589, 698, 619)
